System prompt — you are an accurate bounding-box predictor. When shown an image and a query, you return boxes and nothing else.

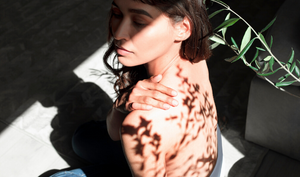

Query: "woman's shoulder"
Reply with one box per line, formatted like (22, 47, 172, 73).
(121, 102, 186, 150)
(122, 106, 182, 135)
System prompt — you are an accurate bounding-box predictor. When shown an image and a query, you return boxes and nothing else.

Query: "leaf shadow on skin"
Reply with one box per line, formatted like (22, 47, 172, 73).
(122, 66, 218, 177)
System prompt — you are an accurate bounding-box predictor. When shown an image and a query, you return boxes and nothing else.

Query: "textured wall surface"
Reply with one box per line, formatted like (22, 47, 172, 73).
(0, 0, 286, 176)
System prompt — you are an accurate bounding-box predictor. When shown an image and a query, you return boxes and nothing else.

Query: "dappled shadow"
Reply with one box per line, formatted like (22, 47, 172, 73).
(122, 66, 218, 176)
(0, 0, 287, 176)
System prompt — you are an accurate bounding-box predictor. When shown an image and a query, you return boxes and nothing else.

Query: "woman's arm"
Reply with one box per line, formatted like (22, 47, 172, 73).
(121, 110, 169, 177)
(106, 104, 128, 141)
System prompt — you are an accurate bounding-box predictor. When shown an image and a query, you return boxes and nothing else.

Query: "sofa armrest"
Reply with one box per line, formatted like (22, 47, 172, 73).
(245, 76, 300, 161)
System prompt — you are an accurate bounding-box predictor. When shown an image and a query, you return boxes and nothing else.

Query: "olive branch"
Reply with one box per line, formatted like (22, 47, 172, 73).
(209, 0, 300, 98)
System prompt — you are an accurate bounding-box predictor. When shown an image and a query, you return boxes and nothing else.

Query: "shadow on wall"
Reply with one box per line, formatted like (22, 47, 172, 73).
(49, 82, 113, 166)
(0, 0, 112, 167)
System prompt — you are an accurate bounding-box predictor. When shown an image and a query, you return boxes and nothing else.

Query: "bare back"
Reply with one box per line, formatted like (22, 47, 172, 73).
(121, 60, 218, 177)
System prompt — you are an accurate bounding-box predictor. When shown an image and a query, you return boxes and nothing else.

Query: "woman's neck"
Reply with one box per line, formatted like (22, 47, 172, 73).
(144, 54, 181, 77)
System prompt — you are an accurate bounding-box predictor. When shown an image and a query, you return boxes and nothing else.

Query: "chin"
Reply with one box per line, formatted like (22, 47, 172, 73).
(117, 56, 143, 67)
(117, 59, 135, 67)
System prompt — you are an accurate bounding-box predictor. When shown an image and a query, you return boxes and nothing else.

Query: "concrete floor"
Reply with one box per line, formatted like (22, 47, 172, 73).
(0, 0, 286, 176)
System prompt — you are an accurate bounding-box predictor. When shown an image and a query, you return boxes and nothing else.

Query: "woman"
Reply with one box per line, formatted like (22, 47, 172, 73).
(51, 0, 222, 176)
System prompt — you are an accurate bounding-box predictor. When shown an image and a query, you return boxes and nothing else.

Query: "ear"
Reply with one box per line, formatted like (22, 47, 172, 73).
(175, 17, 191, 42)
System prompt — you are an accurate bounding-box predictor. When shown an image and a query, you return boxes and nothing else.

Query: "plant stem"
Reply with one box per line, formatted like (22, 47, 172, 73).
(214, 33, 239, 55)
(212, 0, 300, 83)
(213, 33, 255, 67)
(261, 77, 300, 99)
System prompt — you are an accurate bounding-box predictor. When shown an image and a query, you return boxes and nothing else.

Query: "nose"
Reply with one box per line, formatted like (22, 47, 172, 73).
(113, 18, 130, 41)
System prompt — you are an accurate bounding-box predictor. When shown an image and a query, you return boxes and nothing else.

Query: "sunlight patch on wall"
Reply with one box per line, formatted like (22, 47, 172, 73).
(5, 99, 57, 146)
(73, 43, 116, 100)
(220, 134, 244, 177)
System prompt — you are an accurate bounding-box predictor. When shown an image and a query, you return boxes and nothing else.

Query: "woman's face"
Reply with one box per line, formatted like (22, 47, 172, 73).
(110, 0, 180, 69)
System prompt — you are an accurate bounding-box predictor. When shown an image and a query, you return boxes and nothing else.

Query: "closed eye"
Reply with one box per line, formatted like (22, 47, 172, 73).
(132, 19, 147, 28)
(111, 7, 123, 18)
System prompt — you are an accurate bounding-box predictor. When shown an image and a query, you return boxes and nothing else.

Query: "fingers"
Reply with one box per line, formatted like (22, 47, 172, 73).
(131, 87, 178, 106)
(150, 74, 162, 83)
(150, 75, 177, 96)
(136, 79, 177, 97)
(130, 101, 172, 111)
(125, 102, 153, 111)
(131, 102, 153, 110)
(129, 88, 178, 110)
(127, 75, 179, 111)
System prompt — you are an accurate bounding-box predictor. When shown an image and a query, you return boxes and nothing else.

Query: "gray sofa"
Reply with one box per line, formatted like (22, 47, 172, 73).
(245, 0, 300, 162)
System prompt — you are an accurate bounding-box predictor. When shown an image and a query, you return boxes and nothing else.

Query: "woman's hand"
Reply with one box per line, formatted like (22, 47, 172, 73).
(125, 74, 178, 111)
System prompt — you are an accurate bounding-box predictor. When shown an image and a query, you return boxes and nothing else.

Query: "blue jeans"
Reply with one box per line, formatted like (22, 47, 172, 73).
(51, 121, 222, 177)
(50, 169, 86, 177)
(210, 125, 223, 177)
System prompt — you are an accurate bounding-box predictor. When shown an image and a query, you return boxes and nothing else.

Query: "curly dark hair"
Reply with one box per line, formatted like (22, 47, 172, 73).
(103, 0, 213, 104)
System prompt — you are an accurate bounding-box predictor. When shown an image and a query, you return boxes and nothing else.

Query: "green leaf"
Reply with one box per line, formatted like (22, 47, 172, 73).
(262, 62, 269, 72)
(276, 80, 296, 87)
(295, 65, 300, 77)
(278, 76, 284, 82)
(232, 38, 256, 62)
(288, 48, 295, 64)
(215, 18, 240, 32)
(240, 26, 252, 51)
(209, 9, 225, 19)
(263, 56, 272, 61)
(286, 50, 295, 71)
(287, 63, 291, 70)
(257, 67, 281, 76)
(210, 42, 220, 50)
(249, 65, 258, 71)
(222, 13, 231, 38)
(278, 73, 290, 82)
(225, 56, 237, 62)
(224, 12, 231, 19)
(256, 47, 266, 51)
(231, 37, 239, 50)
(255, 60, 261, 69)
(260, 17, 276, 33)
(270, 35, 273, 49)
(209, 35, 226, 45)
(250, 49, 259, 64)
(269, 57, 275, 71)
(290, 62, 296, 72)
(259, 33, 268, 48)
(258, 72, 275, 76)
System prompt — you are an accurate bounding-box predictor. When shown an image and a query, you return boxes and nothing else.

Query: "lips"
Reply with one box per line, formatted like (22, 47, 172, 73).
(115, 43, 133, 56)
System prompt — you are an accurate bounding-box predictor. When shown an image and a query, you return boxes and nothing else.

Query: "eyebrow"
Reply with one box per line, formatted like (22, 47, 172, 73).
(128, 9, 153, 19)
(112, 1, 153, 19)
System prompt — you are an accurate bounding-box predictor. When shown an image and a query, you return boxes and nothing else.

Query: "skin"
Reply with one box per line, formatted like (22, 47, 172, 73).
(111, 0, 183, 74)
(111, 0, 180, 111)
(109, 0, 218, 176)
(126, 74, 178, 111)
